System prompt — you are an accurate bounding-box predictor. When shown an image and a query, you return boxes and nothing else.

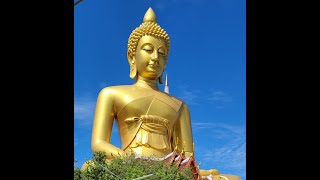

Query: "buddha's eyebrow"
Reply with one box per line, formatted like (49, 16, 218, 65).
(141, 43, 154, 48)
(158, 45, 166, 51)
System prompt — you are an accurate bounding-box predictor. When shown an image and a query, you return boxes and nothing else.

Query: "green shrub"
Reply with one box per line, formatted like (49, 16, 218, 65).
(74, 151, 194, 180)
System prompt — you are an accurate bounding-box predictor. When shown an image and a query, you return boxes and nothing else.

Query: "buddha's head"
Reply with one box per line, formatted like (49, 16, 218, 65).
(127, 7, 170, 84)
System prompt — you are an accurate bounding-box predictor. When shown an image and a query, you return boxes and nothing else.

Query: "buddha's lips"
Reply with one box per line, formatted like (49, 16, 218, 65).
(148, 64, 159, 68)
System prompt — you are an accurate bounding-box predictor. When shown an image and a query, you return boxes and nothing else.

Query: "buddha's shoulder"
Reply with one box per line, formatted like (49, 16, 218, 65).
(99, 85, 158, 98)
(156, 91, 185, 107)
(99, 85, 134, 95)
(99, 86, 186, 105)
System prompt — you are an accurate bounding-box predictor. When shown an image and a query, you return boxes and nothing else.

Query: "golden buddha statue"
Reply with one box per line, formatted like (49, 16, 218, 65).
(82, 7, 241, 180)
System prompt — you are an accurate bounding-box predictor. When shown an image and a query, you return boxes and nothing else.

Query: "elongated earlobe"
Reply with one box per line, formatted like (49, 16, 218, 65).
(128, 55, 137, 79)
(129, 64, 137, 79)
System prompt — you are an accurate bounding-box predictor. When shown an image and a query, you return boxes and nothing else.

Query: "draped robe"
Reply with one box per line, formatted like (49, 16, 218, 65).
(114, 86, 183, 155)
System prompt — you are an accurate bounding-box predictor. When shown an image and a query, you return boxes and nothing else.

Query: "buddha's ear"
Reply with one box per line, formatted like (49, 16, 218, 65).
(127, 50, 135, 65)
(128, 54, 137, 79)
(127, 50, 137, 79)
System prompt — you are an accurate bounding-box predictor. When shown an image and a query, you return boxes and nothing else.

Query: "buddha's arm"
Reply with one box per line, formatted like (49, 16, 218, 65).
(173, 103, 194, 157)
(91, 88, 126, 159)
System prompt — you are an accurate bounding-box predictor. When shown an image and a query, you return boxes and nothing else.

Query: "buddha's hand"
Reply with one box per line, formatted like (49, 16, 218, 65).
(110, 149, 128, 158)
(199, 169, 220, 176)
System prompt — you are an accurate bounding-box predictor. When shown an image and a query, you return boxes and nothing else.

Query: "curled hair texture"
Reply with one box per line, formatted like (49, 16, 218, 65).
(128, 22, 170, 59)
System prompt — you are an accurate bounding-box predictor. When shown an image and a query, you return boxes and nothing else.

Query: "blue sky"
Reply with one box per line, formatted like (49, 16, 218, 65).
(74, 0, 246, 179)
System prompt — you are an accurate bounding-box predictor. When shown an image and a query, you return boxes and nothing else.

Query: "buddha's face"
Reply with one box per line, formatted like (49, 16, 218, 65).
(134, 35, 167, 80)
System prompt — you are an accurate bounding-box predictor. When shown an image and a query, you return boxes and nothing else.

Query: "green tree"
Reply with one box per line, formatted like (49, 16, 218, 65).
(74, 151, 194, 180)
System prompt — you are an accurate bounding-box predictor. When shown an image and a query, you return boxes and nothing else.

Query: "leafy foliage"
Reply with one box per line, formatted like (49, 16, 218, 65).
(74, 151, 194, 180)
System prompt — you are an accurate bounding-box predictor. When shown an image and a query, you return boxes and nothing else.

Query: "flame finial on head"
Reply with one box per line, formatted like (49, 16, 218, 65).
(143, 7, 157, 23)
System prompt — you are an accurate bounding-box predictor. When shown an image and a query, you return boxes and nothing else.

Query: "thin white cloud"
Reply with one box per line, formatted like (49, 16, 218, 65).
(201, 139, 246, 179)
(193, 122, 244, 135)
(176, 85, 200, 105)
(74, 95, 96, 126)
(180, 89, 199, 105)
(193, 122, 246, 179)
(209, 90, 232, 102)
(208, 90, 232, 108)
(175, 87, 233, 107)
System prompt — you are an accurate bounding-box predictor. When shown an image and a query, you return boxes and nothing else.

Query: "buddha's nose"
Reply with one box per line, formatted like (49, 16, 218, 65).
(151, 50, 158, 61)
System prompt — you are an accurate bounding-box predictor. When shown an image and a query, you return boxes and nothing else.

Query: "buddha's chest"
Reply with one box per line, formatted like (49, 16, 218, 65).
(115, 91, 182, 127)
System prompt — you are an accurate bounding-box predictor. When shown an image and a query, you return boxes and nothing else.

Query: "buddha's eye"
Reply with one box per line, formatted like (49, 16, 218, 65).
(158, 48, 166, 56)
(158, 51, 165, 56)
(142, 44, 153, 53)
(144, 49, 153, 53)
